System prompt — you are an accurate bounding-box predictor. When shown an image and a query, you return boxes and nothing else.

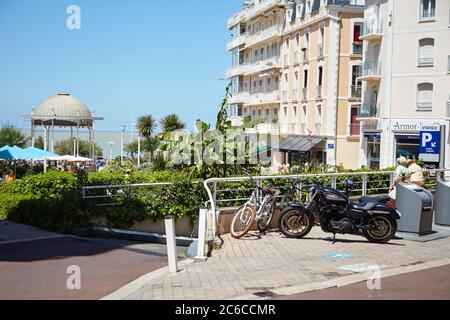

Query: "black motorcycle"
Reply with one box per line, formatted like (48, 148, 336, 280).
(277, 180, 401, 244)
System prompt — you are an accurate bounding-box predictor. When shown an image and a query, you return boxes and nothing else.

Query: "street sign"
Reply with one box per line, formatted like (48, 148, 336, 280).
(419, 130, 441, 163)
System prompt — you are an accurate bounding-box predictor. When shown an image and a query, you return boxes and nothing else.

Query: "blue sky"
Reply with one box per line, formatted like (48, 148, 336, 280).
(0, 0, 242, 132)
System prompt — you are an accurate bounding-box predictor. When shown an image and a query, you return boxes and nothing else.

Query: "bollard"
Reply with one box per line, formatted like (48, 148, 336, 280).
(195, 208, 208, 262)
(164, 216, 178, 273)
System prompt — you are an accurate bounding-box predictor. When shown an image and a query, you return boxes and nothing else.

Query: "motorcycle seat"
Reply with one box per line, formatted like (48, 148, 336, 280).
(359, 195, 390, 203)
(351, 201, 378, 211)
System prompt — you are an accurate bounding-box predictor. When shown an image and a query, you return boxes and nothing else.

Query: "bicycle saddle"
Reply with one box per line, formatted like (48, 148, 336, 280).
(261, 186, 277, 195)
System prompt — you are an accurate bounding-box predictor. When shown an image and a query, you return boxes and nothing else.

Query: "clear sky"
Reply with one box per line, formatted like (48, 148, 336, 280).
(0, 0, 242, 132)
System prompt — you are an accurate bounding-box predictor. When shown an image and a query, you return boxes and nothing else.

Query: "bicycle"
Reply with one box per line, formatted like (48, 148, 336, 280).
(280, 179, 303, 210)
(230, 170, 279, 239)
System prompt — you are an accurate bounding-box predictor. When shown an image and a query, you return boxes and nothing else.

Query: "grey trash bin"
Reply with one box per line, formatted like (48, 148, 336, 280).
(397, 183, 434, 235)
(435, 181, 450, 226)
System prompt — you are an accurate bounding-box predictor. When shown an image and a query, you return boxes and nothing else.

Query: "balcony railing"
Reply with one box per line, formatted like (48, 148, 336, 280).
(351, 85, 362, 98)
(246, 24, 283, 47)
(302, 88, 308, 100)
(417, 101, 433, 110)
(246, 56, 281, 74)
(418, 57, 434, 66)
(302, 50, 308, 62)
(316, 85, 322, 99)
(327, 0, 365, 6)
(227, 33, 248, 51)
(352, 42, 363, 54)
(226, 63, 250, 78)
(420, 9, 436, 21)
(247, 90, 280, 105)
(360, 61, 382, 80)
(283, 54, 289, 66)
(361, 19, 383, 40)
(293, 51, 299, 64)
(228, 91, 250, 104)
(318, 44, 324, 57)
(358, 103, 379, 118)
(292, 89, 298, 102)
(349, 123, 361, 136)
(246, 0, 286, 21)
(282, 90, 288, 102)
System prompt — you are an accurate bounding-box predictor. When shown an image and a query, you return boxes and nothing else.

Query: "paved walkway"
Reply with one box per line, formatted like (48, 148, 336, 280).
(123, 228, 450, 300)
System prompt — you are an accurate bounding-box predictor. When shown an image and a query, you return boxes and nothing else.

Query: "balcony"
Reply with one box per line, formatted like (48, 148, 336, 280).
(228, 116, 244, 127)
(229, 0, 287, 28)
(352, 42, 363, 54)
(291, 89, 298, 103)
(359, 61, 382, 82)
(349, 123, 361, 136)
(357, 103, 379, 119)
(246, 24, 283, 48)
(419, 9, 436, 22)
(316, 85, 322, 99)
(327, 0, 365, 6)
(227, 33, 248, 51)
(318, 44, 324, 58)
(245, 56, 281, 75)
(245, 90, 281, 105)
(360, 19, 383, 41)
(302, 88, 308, 101)
(226, 63, 250, 78)
(418, 57, 434, 66)
(350, 85, 362, 99)
(228, 91, 250, 104)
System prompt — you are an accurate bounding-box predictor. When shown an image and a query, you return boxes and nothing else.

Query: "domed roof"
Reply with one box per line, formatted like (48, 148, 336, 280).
(33, 92, 93, 119)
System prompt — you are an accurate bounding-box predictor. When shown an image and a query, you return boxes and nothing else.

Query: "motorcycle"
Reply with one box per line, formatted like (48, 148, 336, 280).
(277, 180, 401, 244)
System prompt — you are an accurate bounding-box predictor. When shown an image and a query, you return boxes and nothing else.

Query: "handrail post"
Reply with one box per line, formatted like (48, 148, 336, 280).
(332, 175, 337, 189)
(164, 216, 179, 273)
(195, 208, 208, 262)
(362, 174, 368, 196)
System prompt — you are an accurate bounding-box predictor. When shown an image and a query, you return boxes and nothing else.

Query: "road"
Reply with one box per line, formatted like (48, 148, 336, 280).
(0, 236, 183, 300)
(277, 265, 450, 300)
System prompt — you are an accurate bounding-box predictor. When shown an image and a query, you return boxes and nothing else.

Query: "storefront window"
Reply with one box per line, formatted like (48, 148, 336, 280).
(366, 135, 380, 170)
(395, 135, 420, 161)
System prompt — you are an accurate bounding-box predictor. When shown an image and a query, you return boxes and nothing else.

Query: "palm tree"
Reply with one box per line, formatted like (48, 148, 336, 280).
(0, 125, 29, 148)
(160, 114, 186, 133)
(136, 115, 157, 159)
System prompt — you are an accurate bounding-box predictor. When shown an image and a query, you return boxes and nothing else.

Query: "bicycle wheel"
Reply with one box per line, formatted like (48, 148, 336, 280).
(230, 204, 256, 239)
(257, 198, 276, 232)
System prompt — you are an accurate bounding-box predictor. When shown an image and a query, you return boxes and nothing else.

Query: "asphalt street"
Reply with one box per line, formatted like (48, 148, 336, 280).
(0, 236, 180, 300)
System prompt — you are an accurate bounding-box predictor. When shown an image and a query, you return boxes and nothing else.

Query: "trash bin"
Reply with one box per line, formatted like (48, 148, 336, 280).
(396, 183, 434, 235)
(435, 181, 450, 226)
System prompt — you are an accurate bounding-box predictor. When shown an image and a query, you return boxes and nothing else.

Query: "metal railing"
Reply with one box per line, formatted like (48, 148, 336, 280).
(351, 85, 362, 98)
(358, 103, 379, 118)
(302, 87, 308, 100)
(227, 33, 248, 51)
(418, 57, 434, 66)
(318, 44, 324, 57)
(292, 89, 298, 102)
(316, 85, 322, 98)
(417, 101, 433, 109)
(362, 19, 383, 38)
(352, 42, 363, 54)
(202, 169, 450, 241)
(246, 24, 283, 47)
(360, 61, 382, 78)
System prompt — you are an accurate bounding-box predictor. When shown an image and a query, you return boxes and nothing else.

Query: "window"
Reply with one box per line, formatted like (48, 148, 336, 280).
(420, 0, 436, 20)
(315, 105, 322, 134)
(350, 106, 361, 136)
(275, 76, 279, 90)
(317, 66, 323, 98)
(351, 65, 362, 98)
(266, 78, 271, 92)
(353, 23, 363, 54)
(296, 34, 300, 47)
(366, 135, 381, 170)
(258, 80, 263, 93)
(418, 38, 434, 66)
(417, 83, 433, 109)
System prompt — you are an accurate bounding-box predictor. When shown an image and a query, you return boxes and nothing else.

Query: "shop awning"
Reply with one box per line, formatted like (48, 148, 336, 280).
(274, 135, 325, 153)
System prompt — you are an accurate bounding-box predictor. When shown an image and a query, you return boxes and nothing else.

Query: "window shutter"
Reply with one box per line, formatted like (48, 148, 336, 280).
(419, 39, 434, 59)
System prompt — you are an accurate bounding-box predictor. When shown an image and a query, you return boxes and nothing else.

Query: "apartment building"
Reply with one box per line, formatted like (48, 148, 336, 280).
(226, 0, 365, 169)
(358, 0, 450, 170)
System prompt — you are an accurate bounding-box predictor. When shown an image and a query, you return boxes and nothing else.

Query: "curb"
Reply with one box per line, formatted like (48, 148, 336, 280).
(230, 257, 450, 300)
(100, 258, 195, 300)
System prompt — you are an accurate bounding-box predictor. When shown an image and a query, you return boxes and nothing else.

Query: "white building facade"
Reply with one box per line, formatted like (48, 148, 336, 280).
(359, 0, 450, 170)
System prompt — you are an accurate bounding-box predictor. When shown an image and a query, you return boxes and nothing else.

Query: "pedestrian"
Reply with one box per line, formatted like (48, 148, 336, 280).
(5, 169, 16, 183)
(406, 159, 425, 187)
(388, 156, 410, 207)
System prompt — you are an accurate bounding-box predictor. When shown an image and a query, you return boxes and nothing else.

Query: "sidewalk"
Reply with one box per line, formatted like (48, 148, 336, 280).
(0, 221, 63, 244)
(120, 228, 450, 300)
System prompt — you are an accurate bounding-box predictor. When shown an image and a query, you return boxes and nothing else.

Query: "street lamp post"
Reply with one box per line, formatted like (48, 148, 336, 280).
(133, 123, 140, 167)
(120, 125, 126, 165)
(108, 141, 115, 162)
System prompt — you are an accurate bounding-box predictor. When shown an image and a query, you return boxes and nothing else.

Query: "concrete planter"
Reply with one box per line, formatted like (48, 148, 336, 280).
(217, 207, 282, 235)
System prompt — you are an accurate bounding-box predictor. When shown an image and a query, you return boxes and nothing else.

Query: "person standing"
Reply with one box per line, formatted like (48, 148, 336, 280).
(5, 169, 16, 183)
(406, 159, 425, 187)
(388, 157, 410, 207)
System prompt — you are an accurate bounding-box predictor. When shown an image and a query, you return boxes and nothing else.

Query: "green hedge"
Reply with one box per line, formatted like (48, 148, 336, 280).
(0, 167, 400, 233)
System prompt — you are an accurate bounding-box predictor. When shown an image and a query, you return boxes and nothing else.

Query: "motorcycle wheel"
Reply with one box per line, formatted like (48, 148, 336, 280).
(230, 204, 256, 239)
(363, 215, 397, 244)
(278, 207, 313, 239)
